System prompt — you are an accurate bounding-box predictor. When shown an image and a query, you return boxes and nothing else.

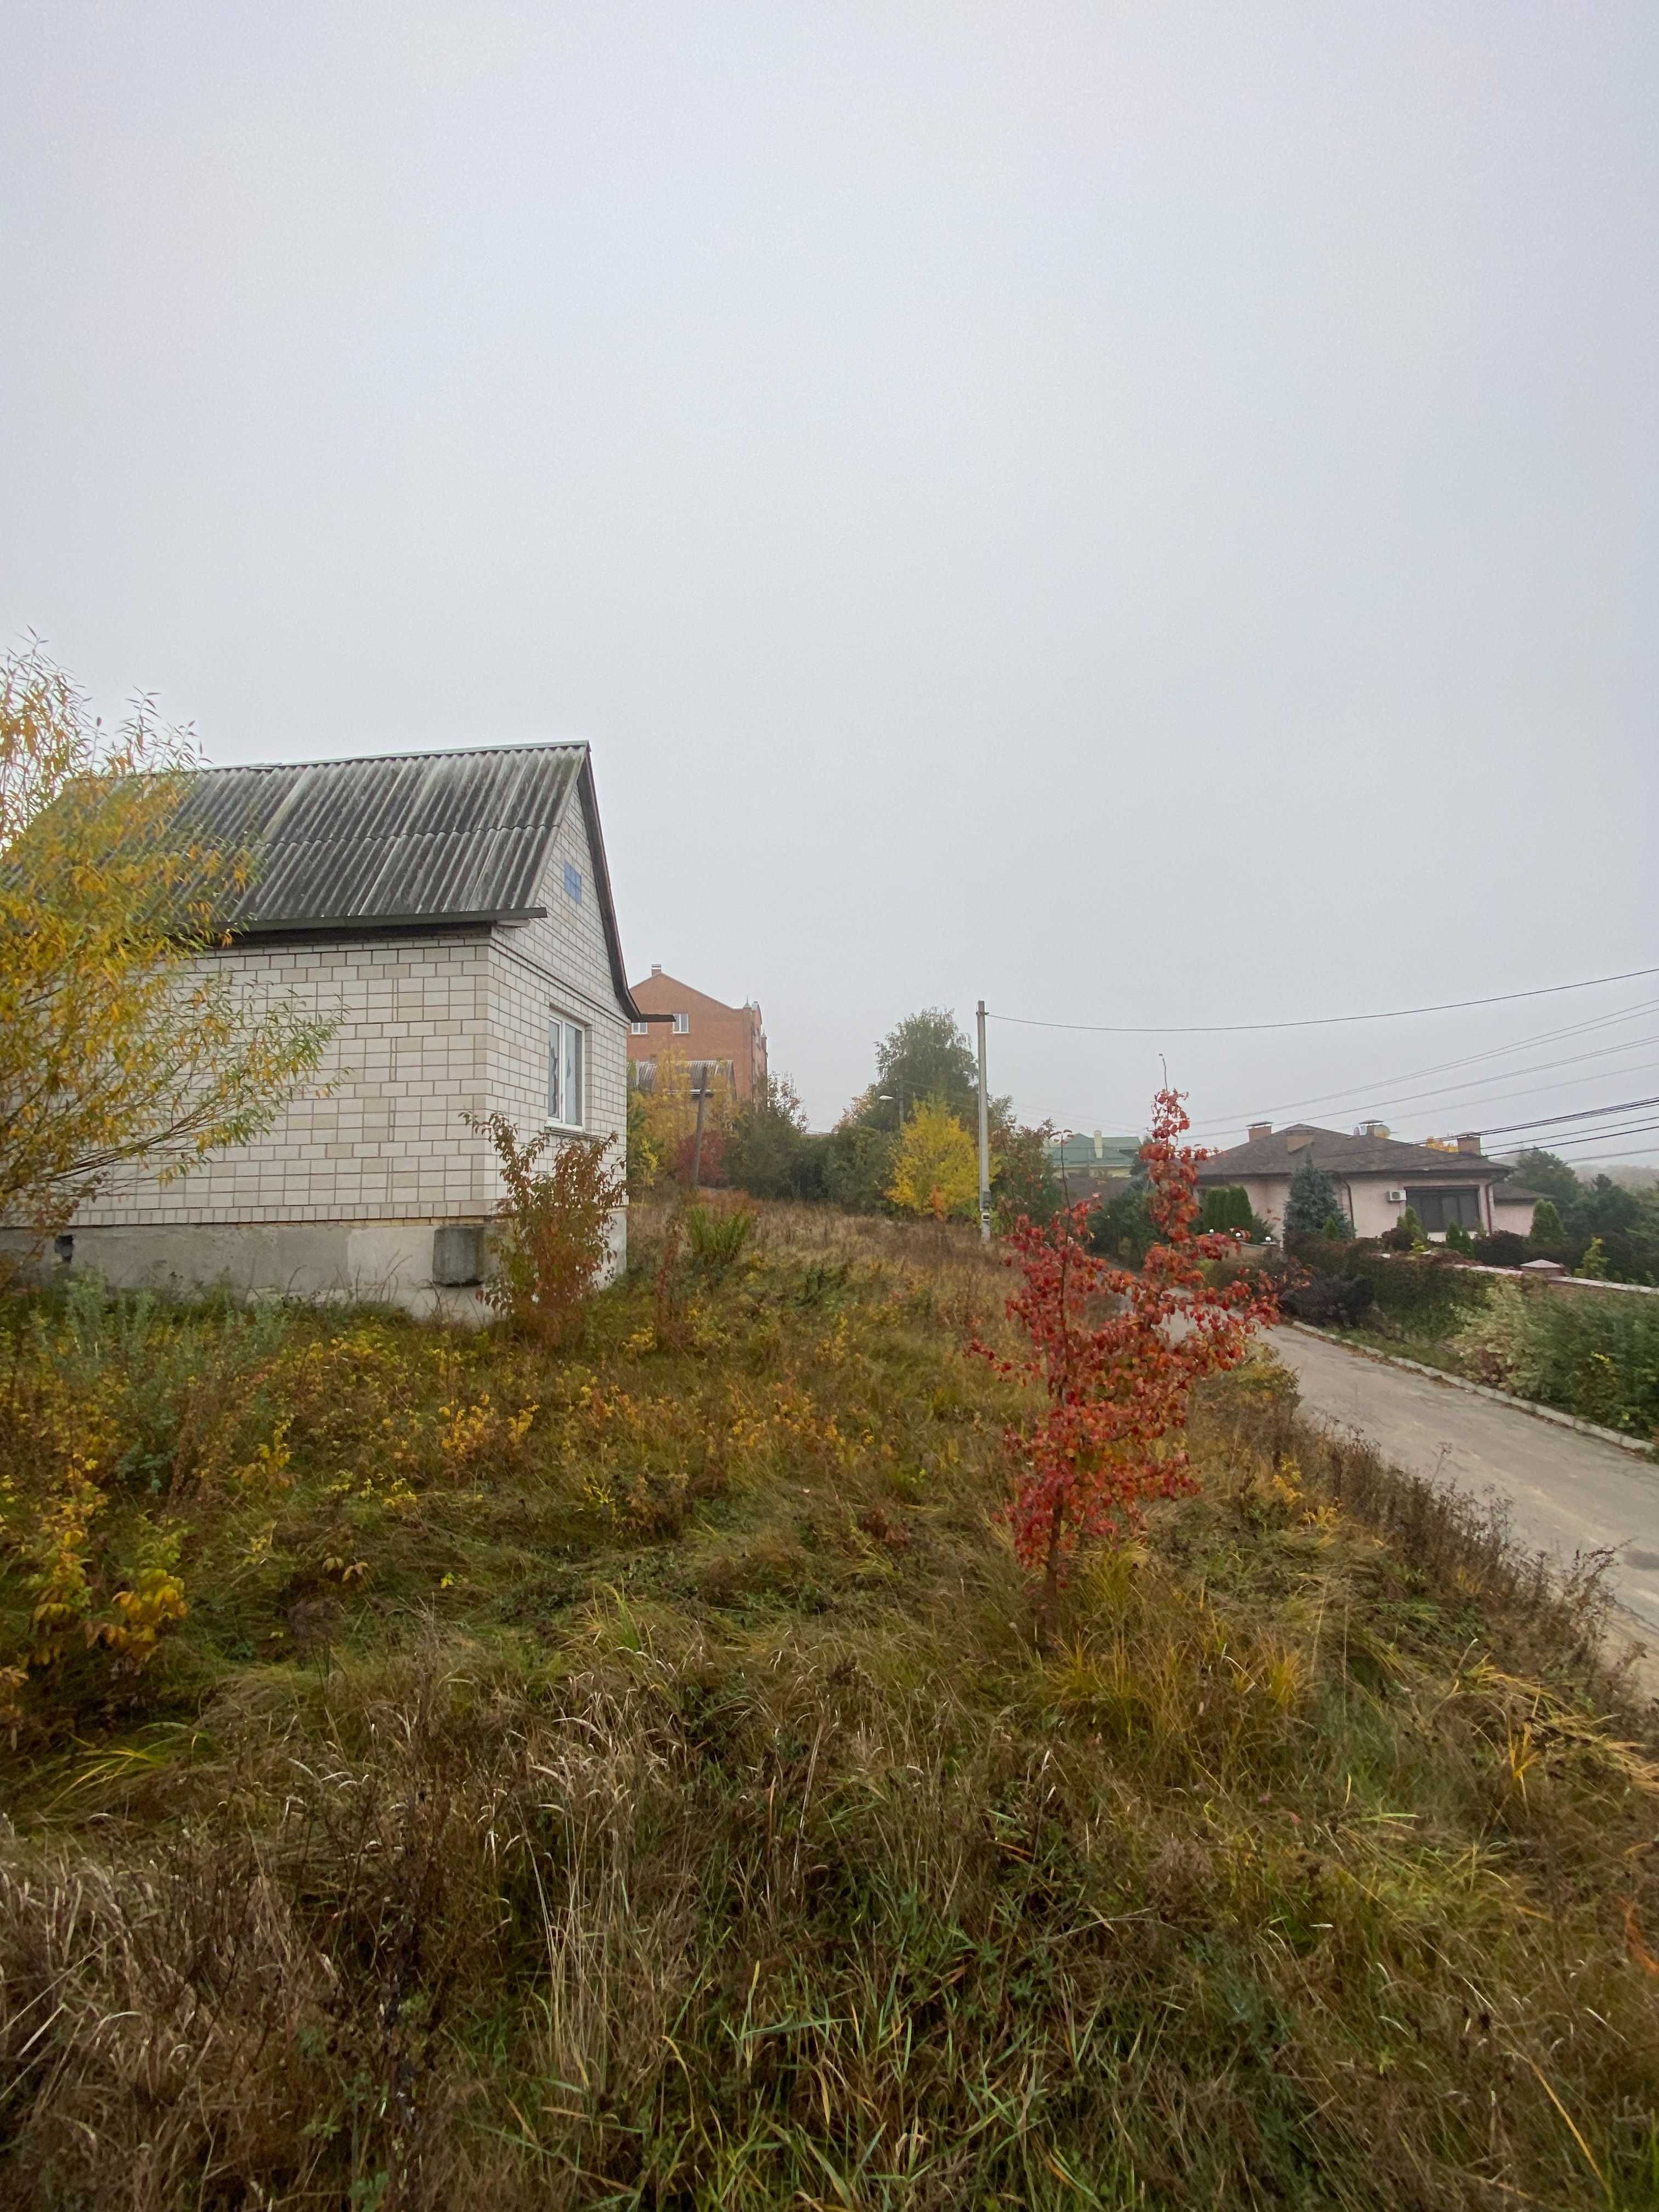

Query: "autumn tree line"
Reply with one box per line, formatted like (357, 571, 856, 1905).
(628, 1006, 1064, 1228)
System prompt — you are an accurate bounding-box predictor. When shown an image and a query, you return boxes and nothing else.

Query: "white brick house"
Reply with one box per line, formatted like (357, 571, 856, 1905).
(55, 742, 653, 1316)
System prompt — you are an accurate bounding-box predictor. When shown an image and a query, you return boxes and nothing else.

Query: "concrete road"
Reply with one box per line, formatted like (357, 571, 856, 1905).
(1271, 1327, 1659, 1654)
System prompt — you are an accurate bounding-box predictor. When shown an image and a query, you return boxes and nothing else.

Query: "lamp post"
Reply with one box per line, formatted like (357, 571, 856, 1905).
(975, 1002, 991, 1244)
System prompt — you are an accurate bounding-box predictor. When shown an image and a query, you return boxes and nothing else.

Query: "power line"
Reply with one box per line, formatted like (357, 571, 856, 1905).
(989, 961, 1659, 1040)
(1521, 1118, 1659, 1152)
(1051, 1049, 1659, 1155)
(1539, 1115, 1659, 1150)
(1481, 1094, 1659, 1139)
(1511, 1146, 1659, 1169)
(1031, 995, 1659, 1139)
(1365, 1060, 1659, 1133)
(1194, 1030, 1659, 1140)
(1299, 1035, 1659, 1122)
(1187, 996, 1659, 1136)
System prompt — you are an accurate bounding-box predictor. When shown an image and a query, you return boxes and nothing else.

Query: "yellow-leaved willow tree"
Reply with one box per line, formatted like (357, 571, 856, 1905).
(886, 1097, 982, 1221)
(0, 644, 335, 1239)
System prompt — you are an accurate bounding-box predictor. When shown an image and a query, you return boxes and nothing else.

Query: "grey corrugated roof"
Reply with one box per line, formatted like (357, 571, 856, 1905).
(1198, 1123, 1508, 1182)
(174, 743, 585, 932)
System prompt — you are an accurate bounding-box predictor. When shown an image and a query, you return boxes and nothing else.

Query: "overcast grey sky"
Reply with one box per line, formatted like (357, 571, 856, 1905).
(4, 2, 1656, 1155)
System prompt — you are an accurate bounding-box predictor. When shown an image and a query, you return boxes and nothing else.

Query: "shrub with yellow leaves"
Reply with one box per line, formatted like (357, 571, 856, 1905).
(886, 1097, 981, 1221)
(0, 1328, 190, 1684)
(0, 642, 334, 1239)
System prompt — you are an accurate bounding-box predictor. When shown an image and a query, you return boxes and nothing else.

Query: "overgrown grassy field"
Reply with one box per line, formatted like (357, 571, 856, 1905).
(2, 1205, 1658, 2210)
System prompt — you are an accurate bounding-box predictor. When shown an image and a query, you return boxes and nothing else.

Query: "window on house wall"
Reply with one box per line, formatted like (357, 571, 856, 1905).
(630, 1020, 649, 1035)
(1406, 1186, 1482, 1232)
(563, 861, 583, 904)
(673, 1012, 689, 1034)
(547, 1014, 586, 1128)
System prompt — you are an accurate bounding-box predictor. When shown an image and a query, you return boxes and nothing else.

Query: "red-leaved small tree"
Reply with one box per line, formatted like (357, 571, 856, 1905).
(974, 1088, 1279, 1641)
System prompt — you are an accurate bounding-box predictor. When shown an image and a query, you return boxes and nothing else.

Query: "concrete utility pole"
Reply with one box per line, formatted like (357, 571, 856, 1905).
(690, 1073, 710, 1190)
(975, 1000, 992, 1243)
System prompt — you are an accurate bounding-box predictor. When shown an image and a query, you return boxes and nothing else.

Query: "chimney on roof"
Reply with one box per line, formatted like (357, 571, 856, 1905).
(651, 963, 662, 975)
(1357, 1120, 1391, 1139)
(1248, 1121, 1272, 1142)
(1457, 1131, 1482, 1156)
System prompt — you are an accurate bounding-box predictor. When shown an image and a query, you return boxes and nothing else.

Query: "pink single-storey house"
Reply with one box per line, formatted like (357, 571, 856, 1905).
(1197, 1122, 1516, 1241)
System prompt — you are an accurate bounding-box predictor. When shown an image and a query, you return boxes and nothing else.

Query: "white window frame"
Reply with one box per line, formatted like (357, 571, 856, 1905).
(672, 1011, 690, 1034)
(546, 1012, 588, 1130)
(630, 1019, 649, 1036)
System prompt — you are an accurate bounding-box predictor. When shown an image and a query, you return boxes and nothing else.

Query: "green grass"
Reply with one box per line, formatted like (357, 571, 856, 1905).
(1314, 1321, 1469, 1376)
(1, 1204, 1656, 2209)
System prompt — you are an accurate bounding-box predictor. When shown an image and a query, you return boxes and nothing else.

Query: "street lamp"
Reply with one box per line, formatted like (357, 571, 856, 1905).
(1056, 1127, 1075, 1204)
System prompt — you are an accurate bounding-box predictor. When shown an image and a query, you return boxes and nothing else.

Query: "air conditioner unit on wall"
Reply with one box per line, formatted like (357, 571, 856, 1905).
(1386, 1188, 1407, 1205)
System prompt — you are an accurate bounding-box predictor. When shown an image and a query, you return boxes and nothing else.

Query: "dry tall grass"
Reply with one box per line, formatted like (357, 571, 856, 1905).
(1, 1206, 1656, 2208)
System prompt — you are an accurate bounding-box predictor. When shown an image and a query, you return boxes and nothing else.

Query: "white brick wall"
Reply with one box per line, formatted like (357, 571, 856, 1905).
(487, 789, 629, 1184)
(73, 781, 630, 1234)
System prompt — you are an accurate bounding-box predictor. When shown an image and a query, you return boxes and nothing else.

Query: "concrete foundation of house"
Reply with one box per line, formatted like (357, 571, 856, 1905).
(0, 1210, 627, 1323)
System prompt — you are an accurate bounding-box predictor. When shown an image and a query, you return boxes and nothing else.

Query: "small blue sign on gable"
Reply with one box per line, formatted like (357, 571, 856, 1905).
(563, 861, 583, 905)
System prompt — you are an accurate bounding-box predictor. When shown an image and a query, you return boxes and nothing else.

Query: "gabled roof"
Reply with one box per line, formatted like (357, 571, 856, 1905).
(172, 742, 644, 1018)
(175, 742, 582, 929)
(628, 968, 753, 1018)
(1197, 1124, 1508, 1183)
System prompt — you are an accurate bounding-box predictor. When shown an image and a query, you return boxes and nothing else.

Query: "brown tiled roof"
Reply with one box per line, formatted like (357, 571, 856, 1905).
(1196, 1124, 1509, 1183)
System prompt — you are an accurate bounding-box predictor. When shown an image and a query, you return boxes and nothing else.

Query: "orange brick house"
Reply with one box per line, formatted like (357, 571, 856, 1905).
(627, 966, 768, 1103)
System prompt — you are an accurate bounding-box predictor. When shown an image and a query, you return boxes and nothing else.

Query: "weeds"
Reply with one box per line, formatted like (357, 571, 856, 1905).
(1455, 1277, 1659, 1437)
(684, 1195, 757, 1272)
(1319, 1257, 1659, 1441)
(0, 1208, 1655, 2207)
(466, 1109, 625, 1346)
(650, 1212, 689, 1351)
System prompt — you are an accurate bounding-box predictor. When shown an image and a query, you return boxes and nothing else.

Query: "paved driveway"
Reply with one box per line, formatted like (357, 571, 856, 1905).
(1271, 1327, 1659, 1657)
